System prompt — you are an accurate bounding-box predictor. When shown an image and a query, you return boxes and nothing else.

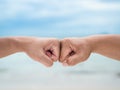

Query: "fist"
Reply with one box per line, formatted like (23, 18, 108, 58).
(19, 37, 60, 67)
(60, 38, 92, 66)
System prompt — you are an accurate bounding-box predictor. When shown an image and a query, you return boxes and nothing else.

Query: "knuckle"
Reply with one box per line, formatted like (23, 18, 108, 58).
(51, 38, 58, 42)
(59, 56, 66, 62)
(60, 38, 71, 47)
(51, 38, 60, 45)
(63, 38, 71, 42)
(68, 60, 76, 66)
(46, 62, 53, 67)
(59, 58, 64, 62)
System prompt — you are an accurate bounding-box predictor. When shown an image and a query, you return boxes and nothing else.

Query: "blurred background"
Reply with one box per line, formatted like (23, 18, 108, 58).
(0, 0, 120, 90)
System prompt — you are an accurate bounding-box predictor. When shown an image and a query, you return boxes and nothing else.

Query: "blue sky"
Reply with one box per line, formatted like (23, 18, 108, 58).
(0, 0, 120, 37)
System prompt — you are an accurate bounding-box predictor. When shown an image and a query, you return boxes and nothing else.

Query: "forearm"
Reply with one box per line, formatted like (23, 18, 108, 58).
(86, 34, 120, 60)
(0, 37, 30, 58)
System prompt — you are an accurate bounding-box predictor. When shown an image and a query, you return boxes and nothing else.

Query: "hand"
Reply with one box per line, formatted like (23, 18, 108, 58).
(60, 38, 92, 66)
(16, 37, 60, 67)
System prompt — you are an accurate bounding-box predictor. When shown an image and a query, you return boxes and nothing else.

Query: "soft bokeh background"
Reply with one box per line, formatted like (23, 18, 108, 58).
(0, 0, 120, 90)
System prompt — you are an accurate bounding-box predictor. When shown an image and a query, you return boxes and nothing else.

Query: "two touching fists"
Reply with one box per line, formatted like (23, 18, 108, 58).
(15, 37, 92, 67)
(1, 35, 119, 66)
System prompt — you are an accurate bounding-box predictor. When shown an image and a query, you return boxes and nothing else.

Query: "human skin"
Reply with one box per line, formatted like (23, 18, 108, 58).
(0, 35, 120, 67)
(60, 34, 120, 66)
(0, 37, 60, 67)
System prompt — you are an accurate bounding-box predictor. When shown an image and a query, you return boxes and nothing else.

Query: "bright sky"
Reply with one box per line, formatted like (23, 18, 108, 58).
(0, 0, 120, 37)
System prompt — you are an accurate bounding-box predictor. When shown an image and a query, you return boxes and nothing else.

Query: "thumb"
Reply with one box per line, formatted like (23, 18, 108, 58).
(39, 51, 53, 67)
(60, 39, 71, 62)
(65, 54, 83, 66)
(45, 41, 60, 62)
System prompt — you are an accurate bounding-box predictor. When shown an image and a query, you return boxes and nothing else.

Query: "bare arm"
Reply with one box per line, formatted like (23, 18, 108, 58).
(0, 37, 60, 67)
(0, 37, 20, 58)
(87, 34, 120, 60)
(60, 34, 120, 66)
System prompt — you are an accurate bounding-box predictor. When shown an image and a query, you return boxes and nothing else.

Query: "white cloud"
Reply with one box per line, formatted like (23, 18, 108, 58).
(81, 1, 120, 10)
(53, 16, 111, 28)
(0, 0, 120, 20)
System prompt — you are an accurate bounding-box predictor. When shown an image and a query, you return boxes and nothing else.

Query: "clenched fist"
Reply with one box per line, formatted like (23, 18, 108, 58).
(0, 35, 120, 67)
(59, 35, 120, 66)
(60, 38, 92, 66)
(19, 37, 60, 67)
(0, 37, 60, 67)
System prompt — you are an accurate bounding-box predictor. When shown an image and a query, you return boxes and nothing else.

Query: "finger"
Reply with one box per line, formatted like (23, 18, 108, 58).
(33, 50, 53, 67)
(62, 60, 69, 66)
(45, 40, 60, 62)
(66, 54, 84, 66)
(27, 52, 53, 67)
(51, 40, 60, 61)
(40, 51, 54, 67)
(59, 39, 71, 62)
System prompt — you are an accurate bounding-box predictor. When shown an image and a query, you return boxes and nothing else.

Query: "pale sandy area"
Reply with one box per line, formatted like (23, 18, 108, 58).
(0, 54, 120, 90)
(0, 70, 120, 90)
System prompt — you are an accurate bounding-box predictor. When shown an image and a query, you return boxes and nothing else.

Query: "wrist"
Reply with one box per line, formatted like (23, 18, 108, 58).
(85, 35, 107, 53)
(8, 37, 32, 52)
(84, 36, 98, 53)
(8, 37, 23, 52)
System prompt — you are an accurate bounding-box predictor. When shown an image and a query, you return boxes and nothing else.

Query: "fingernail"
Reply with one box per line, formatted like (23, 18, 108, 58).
(62, 62, 69, 66)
